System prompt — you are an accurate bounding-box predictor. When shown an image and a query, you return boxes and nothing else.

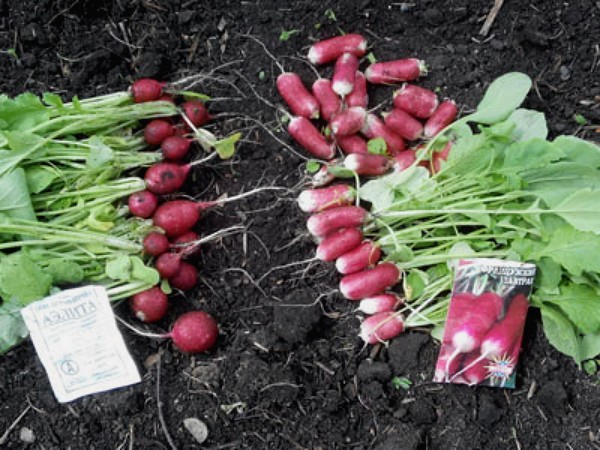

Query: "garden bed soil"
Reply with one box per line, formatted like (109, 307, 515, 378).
(1, 0, 600, 449)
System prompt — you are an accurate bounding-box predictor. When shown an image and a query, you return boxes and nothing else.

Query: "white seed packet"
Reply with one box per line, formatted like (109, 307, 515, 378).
(21, 285, 141, 403)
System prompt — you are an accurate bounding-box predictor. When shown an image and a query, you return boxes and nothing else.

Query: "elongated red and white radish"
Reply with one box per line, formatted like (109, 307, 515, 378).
(161, 135, 193, 161)
(181, 100, 211, 127)
(361, 114, 405, 154)
(393, 84, 439, 119)
(312, 78, 342, 121)
(339, 262, 401, 300)
(357, 293, 403, 314)
(277, 73, 320, 119)
(392, 149, 417, 172)
(424, 100, 458, 138)
(130, 287, 169, 323)
(332, 53, 360, 97)
(365, 58, 427, 84)
(128, 190, 158, 218)
(144, 119, 175, 146)
(344, 153, 391, 176)
(336, 134, 369, 154)
(335, 240, 381, 274)
(345, 71, 368, 108)
(306, 205, 369, 237)
(298, 184, 356, 213)
(311, 161, 337, 187)
(143, 232, 170, 256)
(359, 311, 405, 344)
(382, 108, 424, 141)
(330, 106, 367, 136)
(307, 33, 367, 65)
(131, 78, 165, 103)
(169, 311, 218, 353)
(315, 227, 363, 262)
(288, 116, 336, 160)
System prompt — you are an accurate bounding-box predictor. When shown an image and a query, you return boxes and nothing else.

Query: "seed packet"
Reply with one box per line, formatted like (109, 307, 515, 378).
(433, 258, 536, 388)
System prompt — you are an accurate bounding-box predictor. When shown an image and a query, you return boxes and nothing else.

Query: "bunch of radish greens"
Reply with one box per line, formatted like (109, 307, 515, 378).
(0, 80, 238, 355)
(360, 72, 600, 366)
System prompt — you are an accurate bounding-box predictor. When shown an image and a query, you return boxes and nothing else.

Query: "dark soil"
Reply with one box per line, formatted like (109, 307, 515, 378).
(1, 1, 600, 449)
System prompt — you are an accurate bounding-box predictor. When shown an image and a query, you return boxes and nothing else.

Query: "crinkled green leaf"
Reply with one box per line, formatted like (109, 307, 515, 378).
(44, 259, 85, 284)
(0, 252, 52, 304)
(541, 283, 600, 334)
(367, 137, 387, 155)
(580, 332, 600, 361)
(0, 299, 29, 354)
(0, 168, 36, 221)
(25, 165, 59, 194)
(552, 188, 600, 234)
(508, 109, 548, 142)
(500, 138, 563, 174)
(86, 136, 115, 168)
(214, 132, 240, 159)
(130, 256, 160, 285)
(554, 135, 600, 168)
(105, 254, 132, 281)
(0, 93, 50, 131)
(540, 304, 582, 365)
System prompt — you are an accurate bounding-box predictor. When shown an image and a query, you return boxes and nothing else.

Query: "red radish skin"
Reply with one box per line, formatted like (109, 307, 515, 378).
(181, 100, 211, 127)
(393, 84, 439, 119)
(330, 107, 367, 137)
(171, 231, 201, 256)
(144, 162, 191, 195)
(298, 184, 356, 213)
(306, 205, 369, 237)
(173, 123, 192, 137)
(365, 58, 427, 84)
(153, 200, 211, 237)
(170, 311, 218, 353)
(143, 232, 170, 256)
(130, 287, 169, 323)
(144, 119, 174, 146)
(332, 53, 360, 97)
(344, 153, 391, 176)
(335, 240, 381, 274)
(336, 134, 369, 154)
(155, 252, 182, 279)
(312, 79, 342, 121)
(383, 108, 424, 141)
(288, 116, 336, 160)
(357, 293, 403, 315)
(345, 71, 368, 108)
(340, 262, 401, 300)
(392, 150, 417, 172)
(307, 34, 367, 65)
(157, 94, 175, 104)
(432, 142, 452, 173)
(169, 262, 198, 291)
(131, 78, 164, 103)
(315, 227, 363, 262)
(277, 73, 320, 119)
(424, 100, 458, 138)
(161, 136, 192, 161)
(361, 114, 406, 154)
(359, 311, 405, 344)
(128, 190, 158, 218)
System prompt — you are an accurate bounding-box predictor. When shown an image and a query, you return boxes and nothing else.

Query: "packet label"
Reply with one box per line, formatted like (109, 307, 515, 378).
(434, 258, 536, 388)
(21, 285, 141, 402)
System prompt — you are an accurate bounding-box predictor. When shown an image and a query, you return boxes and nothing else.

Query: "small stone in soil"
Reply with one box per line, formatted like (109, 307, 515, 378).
(183, 417, 209, 444)
(20, 427, 35, 444)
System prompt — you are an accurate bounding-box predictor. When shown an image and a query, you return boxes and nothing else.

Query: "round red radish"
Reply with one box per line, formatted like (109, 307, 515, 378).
(181, 100, 211, 127)
(128, 190, 158, 218)
(345, 71, 368, 108)
(298, 184, 356, 213)
(316, 227, 363, 262)
(131, 78, 164, 103)
(335, 240, 381, 274)
(153, 200, 204, 237)
(170, 311, 218, 353)
(336, 134, 369, 155)
(312, 78, 341, 122)
(144, 119, 174, 146)
(144, 162, 191, 195)
(155, 252, 182, 279)
(157, 94, 176, 104)
(161, 136, 192, 161)
(359, 311, 405, 344)
(339, 262, 401, 300)
(306, 205, 369, 237)
(307, 34, 367, 66)
(130, 287, 169, 323)
(143, 232, 170, 256)
(169, 261, 198, 291)
(171, 231, 201, 256)
(277, 73, 320, 119)
(393, 84, 439, 119)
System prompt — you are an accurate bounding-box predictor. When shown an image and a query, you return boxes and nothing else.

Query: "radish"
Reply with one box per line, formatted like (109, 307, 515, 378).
(181, 100, 211, 127)
(330, 106, 367, 137)
(144, 162, 192, 195)
(307, 33, 367, 65)
(169, 311, 218, 353)
(424, 100, 458, 138)
(153, 200, 209, 237)
(130, 287, 169, 323)
(393, 84, 439, 119)
(392, 149, 417, 172)
(288, 116, 336, 160)
(171, 231, 201, 256)
(143, 232, 170, 256)
(155, 252, 182, 279)
(361, 114, 405, 154)
(345, 71, 368, 108)
(315, 227, 363, 262)
(161, 135, 192, 161)
(157, 94, 176, 104)
(169, 261, 198, 291)
(336, 134, 369, 154)
(432, 142, 452, 173)
(128, 190, 158, 218)
(339, 262, 401, 300)
(365, 58, 427, 84)
(298, 184, 356, 213)
(131, 78, 164, 103)
(311, 161, 337, 187)
(382, 108, 424, 141)
(332, 53, 360, 97)
(359, 311, 405, 344)
(312, 78, 342, 121)
(277, 73, 320, 119)
(335, 240, 381, 274)
(306, 205, 369, 237)
(144, 119, 174, 146)
(344, 153, 391, 176)
(357, 293, 403, 314)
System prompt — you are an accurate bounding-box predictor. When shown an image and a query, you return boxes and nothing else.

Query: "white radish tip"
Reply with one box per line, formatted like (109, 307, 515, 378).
(307, 47, 320, 65)
(297, 191, 316, 213)
(343, 154, 360, 171)
(333, 81, 353, 97)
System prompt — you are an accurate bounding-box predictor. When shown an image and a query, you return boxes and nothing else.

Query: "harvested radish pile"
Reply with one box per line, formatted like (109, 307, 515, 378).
(279, 33, 600, 367)
(0, 79, 240, 354)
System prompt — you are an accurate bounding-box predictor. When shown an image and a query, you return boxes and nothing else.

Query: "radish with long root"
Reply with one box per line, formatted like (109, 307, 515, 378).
(340, 262, 401, 300)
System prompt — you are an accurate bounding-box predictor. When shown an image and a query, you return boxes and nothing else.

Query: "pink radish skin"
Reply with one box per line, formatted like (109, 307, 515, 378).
(345, 71, 368, 108)
(171, 231, 201, 256)
(130, 287, 169, 323)
(312, 79, 342, 121)
(315, 227, 363, 262)
(161, 136, 192, 161)
(330, 107, 367, 136)
(308, 33, 367, 65)
(340, 262, 401, 300)
(359, 311, 405, 344)
(169, 311, 218, 353)
(441, 292, 478, 344)
(311, 162, 337, 187)
(144, 162, 192, 195)
(357, 293, 403, 315)
(157, 94, 175, 104)
(432, 142, 452, 173)
(306, 205, 369, 237)
(153, 200, 213, 237)
(131, 78, 164, 103)
(155, 252, 182, 279)
(336, 134, 369, 154)
(335, 240, 381, 274)
(288, 116, 335, 160)
(298, 184, 356, 213)
(365, 58, 427, 84)
(461, 352, 490, 385)
(169, 262, 198, 291)
(424, 100, 458, 138)
(383, 108, 424, 141)
(143, 232, 170, 256)
(393, 84, 439, 119)
(144, 119, 174, 146)
(434, 348, 464, 382)
(332, 53, 359, 97)
(344, 153, 391, 176)
(128, 190, 158, 218)
(361, 114, 406, 154)
(181, 100, 211, 127)
(277, 73, 320, 119)
(392, 150, 417, 172)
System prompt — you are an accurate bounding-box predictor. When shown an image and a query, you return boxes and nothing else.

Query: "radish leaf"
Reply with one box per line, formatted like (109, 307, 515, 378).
(540, 283, 600, 334)
(540, 305, 582, 364)
(0, 299, 29, 354)
(508, 109, 548, 141)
